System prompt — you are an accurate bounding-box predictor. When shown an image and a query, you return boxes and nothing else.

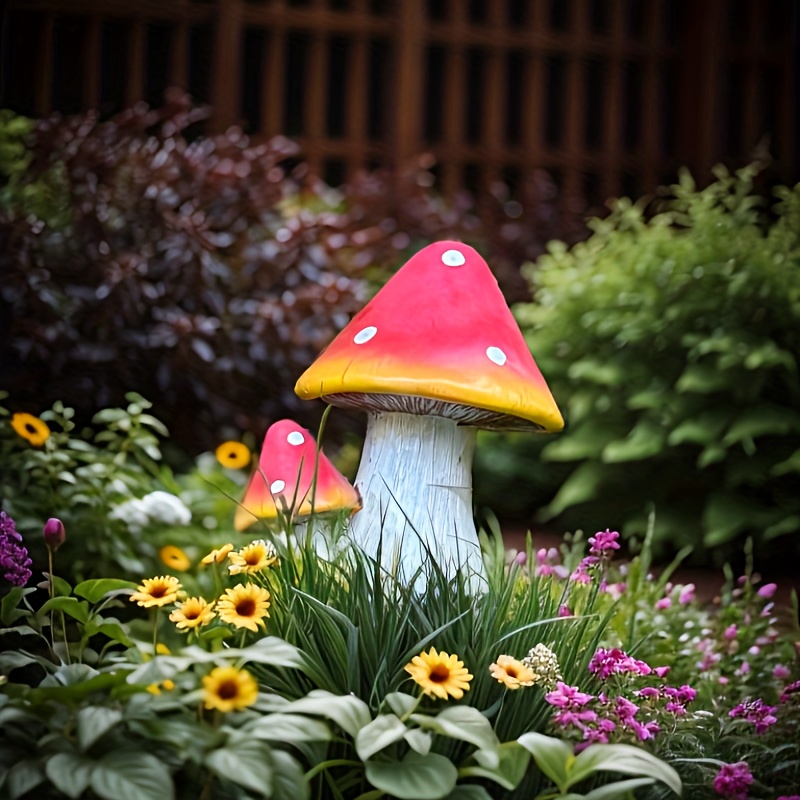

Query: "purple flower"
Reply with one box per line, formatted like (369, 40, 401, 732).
(757, 582, 777, 599)
(545, 682, 595, 709)
(780, 680, 800, 703)
(588, 529, 621, 556)
(729, 699, 778, 734)
(557, 604, 572, 617)
(654, 665, 671, 678)
(570, 555, 600, 584)
(773, 664, 791, 680)
(655, 597, 672, 610)
(678, 584, 696, 604)
(712, 762, 753, 800)
(43, 518, 66, 552)
(723, 624, 738, 640)
(589, 647, 652, 680)
(0, 511, 32, 587)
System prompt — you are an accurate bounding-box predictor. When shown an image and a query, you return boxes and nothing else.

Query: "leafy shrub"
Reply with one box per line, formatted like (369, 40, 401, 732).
(512, 165, 800, 566)
(0, 93, 583, 456)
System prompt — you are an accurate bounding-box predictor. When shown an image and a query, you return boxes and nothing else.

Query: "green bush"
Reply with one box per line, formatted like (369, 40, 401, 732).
(513, 165, 800, 565)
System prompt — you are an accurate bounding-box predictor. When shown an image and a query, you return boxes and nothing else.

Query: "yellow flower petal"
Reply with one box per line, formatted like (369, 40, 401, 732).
(10, 413, 51, 447)
(404, 647, 473, 700)
(169, 597, 216, 631)
(129, 575, 182, 608)
(202, 666, 258, 712)
(217, 583, 270, 632)
(215, 441, 251, 469)
(228, 540, 278, 575)
(489, 655, 538, 690)
(160, 545, 192, 572)
(201, 543, 234, 565)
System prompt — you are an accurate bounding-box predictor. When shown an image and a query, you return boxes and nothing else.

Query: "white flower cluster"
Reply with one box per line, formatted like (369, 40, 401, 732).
(110, 491, 192, 533)
(522, 643, 563, 688)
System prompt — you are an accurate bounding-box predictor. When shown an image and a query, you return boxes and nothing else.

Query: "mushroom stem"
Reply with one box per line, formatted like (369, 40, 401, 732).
(348, 411, 484, 582)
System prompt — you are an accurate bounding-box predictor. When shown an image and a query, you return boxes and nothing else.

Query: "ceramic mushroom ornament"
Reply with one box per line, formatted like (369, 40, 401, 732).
(235, 419, 361, 551)
(295, 241, 564, 582)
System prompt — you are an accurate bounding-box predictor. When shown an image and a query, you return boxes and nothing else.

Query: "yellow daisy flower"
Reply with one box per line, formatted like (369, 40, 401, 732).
(201, 543, 234, 565)
(169, 597, 216, 631)
(146, 679, 176, 695)
(217, 583, 270, 632)
(215, 441, 251, 469)
(129, 575, 182, 608)
(489, 655, 538, 690)
(202, 666, 258, 712)
(11, 413, 51, 446)
(404, 647, 473, 700)
(228, 539, 278, 575)
(160, 545, 191, 572)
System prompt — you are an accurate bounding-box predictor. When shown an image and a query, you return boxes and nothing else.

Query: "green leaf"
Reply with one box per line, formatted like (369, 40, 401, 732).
(45, 752, 96, 799)
(459, 742, 530, 791)
(243, 713, 331, 744)
(384, 691, 419, 718)
(764, 514, 800, 540)
(90, 751, 175, 800)
(404, 728, 432, 755)
(602, 420, 665, 463)
(1, 587, 33, 626)
(6, 759, 45, 800)
(366, 751, 458, 800)
(206, 740, 274, 796)
(668, 411, 731, 446)
(568, 360, 627, 386)
(723, 406, 800, 446)
(281, 690, 371, 738)
(410, 706, 499, 763)
(676, 363, 730, 393)
(539, 462, 607, 518)
(74, 579, 138, 603)
(441, 787, 494, 800)
(571, 743, 681, 796)
(584, 778, 656, 799)
(269, 750, 309, 800)
(39, 596, 89, 623)
(516, 732, 572, 792)
(77, 706, 124, 752)
(541, 421, 617, 461)
(84, 621, 134, 647)
(356, 714, 409, 761)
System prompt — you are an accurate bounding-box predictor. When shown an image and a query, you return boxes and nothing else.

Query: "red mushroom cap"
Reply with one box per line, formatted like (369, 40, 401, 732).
(295, 241, 563, 432)
(234, 419, 361, 532)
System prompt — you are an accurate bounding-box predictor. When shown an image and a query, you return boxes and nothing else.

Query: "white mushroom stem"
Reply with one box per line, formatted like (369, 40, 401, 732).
(348, 411, 485, 583)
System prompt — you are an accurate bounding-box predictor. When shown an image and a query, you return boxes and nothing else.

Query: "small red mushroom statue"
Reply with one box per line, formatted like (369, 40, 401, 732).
(235, 419, 360, 550)
(295, 241, 563, 583)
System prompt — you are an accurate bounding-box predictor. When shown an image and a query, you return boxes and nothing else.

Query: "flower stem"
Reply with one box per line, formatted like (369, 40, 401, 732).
(153, 609, 160, 654)
(47, 549, 55, 652)
(304, 759, 362, 782)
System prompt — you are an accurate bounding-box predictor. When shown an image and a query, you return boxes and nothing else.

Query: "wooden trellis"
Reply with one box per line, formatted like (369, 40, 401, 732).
(1, 0, 796, 205)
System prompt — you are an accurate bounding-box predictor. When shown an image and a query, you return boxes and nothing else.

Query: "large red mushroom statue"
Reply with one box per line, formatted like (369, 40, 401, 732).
(295, 241, 563, 583)
(235, 419, 361, 553)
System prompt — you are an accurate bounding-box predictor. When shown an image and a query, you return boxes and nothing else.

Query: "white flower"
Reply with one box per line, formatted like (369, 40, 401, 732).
(109, 491, 191, 533)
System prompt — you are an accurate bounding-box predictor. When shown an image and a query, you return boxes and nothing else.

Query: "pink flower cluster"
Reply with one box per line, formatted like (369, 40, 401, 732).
(588, 647, 662, 679)
(712, 762, 753, 800)
(588, 528, 621, 556)
(729, 698, 778, 734)
(533, 547, 569, 579)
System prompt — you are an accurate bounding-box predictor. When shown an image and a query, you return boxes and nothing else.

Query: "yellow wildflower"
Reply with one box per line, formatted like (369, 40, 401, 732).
(202, 666, 258, 712)
(129, 575, 182, 608)
(228, 539, 278, 575)
(11, 413, 50, 446)
(404, 647, 473, 700)
(216, 583, 270, 632)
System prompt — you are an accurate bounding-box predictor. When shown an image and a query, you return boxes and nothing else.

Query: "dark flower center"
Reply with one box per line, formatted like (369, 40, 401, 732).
(506, 666, 519, 678)
(25, 423, 37, 434)
(245, 553, 260, 565)
(151, 586, 167, 598)
(429, 665, 450, 683)
(217, 680, 239, 700)
(236, 599, 256, 616)
(185, 608, 200, 620)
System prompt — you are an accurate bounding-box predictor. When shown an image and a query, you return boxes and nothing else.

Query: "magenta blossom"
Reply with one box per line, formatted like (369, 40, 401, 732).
(655, 597, 672, 610)
(780, 680, 800, 703)
(773, 664, 791, 680)
(545, 682, 594, 709)
(588, 529, 621, 556)
(589, 647, 652, 680)
(712, 762, 753, 800)
(723, 624, 738, 640)
(0, 511, 32, 587)
(757, 582, 777, 599)
(729, 699, 778, 734)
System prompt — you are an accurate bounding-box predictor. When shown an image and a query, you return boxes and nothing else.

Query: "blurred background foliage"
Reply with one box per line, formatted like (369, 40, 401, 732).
(487, 164, 800, 568)
(2, 93, 799, 571)
(0, 91, 583, 462)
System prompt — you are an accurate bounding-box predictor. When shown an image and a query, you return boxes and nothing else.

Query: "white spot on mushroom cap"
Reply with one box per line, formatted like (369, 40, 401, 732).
(287, 431, 305, 446)
(354, 326, 377, 344)
(270, 479, 286, 493)
(486, 346, 507, 366)
(441, 249, 466, 267)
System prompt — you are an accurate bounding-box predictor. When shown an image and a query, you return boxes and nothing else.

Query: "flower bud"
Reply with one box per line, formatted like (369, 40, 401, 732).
(43, 518, 66, 552)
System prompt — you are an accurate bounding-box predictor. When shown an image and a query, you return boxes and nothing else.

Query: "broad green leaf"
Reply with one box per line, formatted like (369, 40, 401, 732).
(584, 777, 656, 799)
(39, 596, 89, 623)
(356, 714, 409, 761)
(84, 621, 134, 647)
(676, 363, 730, 393)
(516, 732, 572, 792)
(281, 690, 371, 737)
(405, 728, 432, 755)
(45, 752, 95, 799)
(668, 411, 731, 446)
(441, 787, 494, 800)
(602, 420, 665, 463)
(269, 749, 310, 800)
(366, 751, 457, 800)
(541, 420, 617, 461)
(244, 713, 331, 744)
(90, 751, 174, 800)
(410, 706, 499, 762)
(571, 743, 681, 795)
(723, 406, 800, 446)
(539, 462, 607, 518)
(206, 740, 274, 796)
(459, 742, 530, 791)
(6, 759, 45, 800)
(37, 671, 125, 702)
(772, 449, 800, 476)
(764, 514, 800, 540)
(1, 586, 33, 626)
(77, 706, 124, 752)
(568, 360, 627, 386)
(74, 579, 138, 603)
(384, 691, 419, 718)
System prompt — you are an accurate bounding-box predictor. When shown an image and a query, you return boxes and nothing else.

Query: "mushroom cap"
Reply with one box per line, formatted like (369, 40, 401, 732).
(295, 241, 563, 432)
(234, 419, 361, 532)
